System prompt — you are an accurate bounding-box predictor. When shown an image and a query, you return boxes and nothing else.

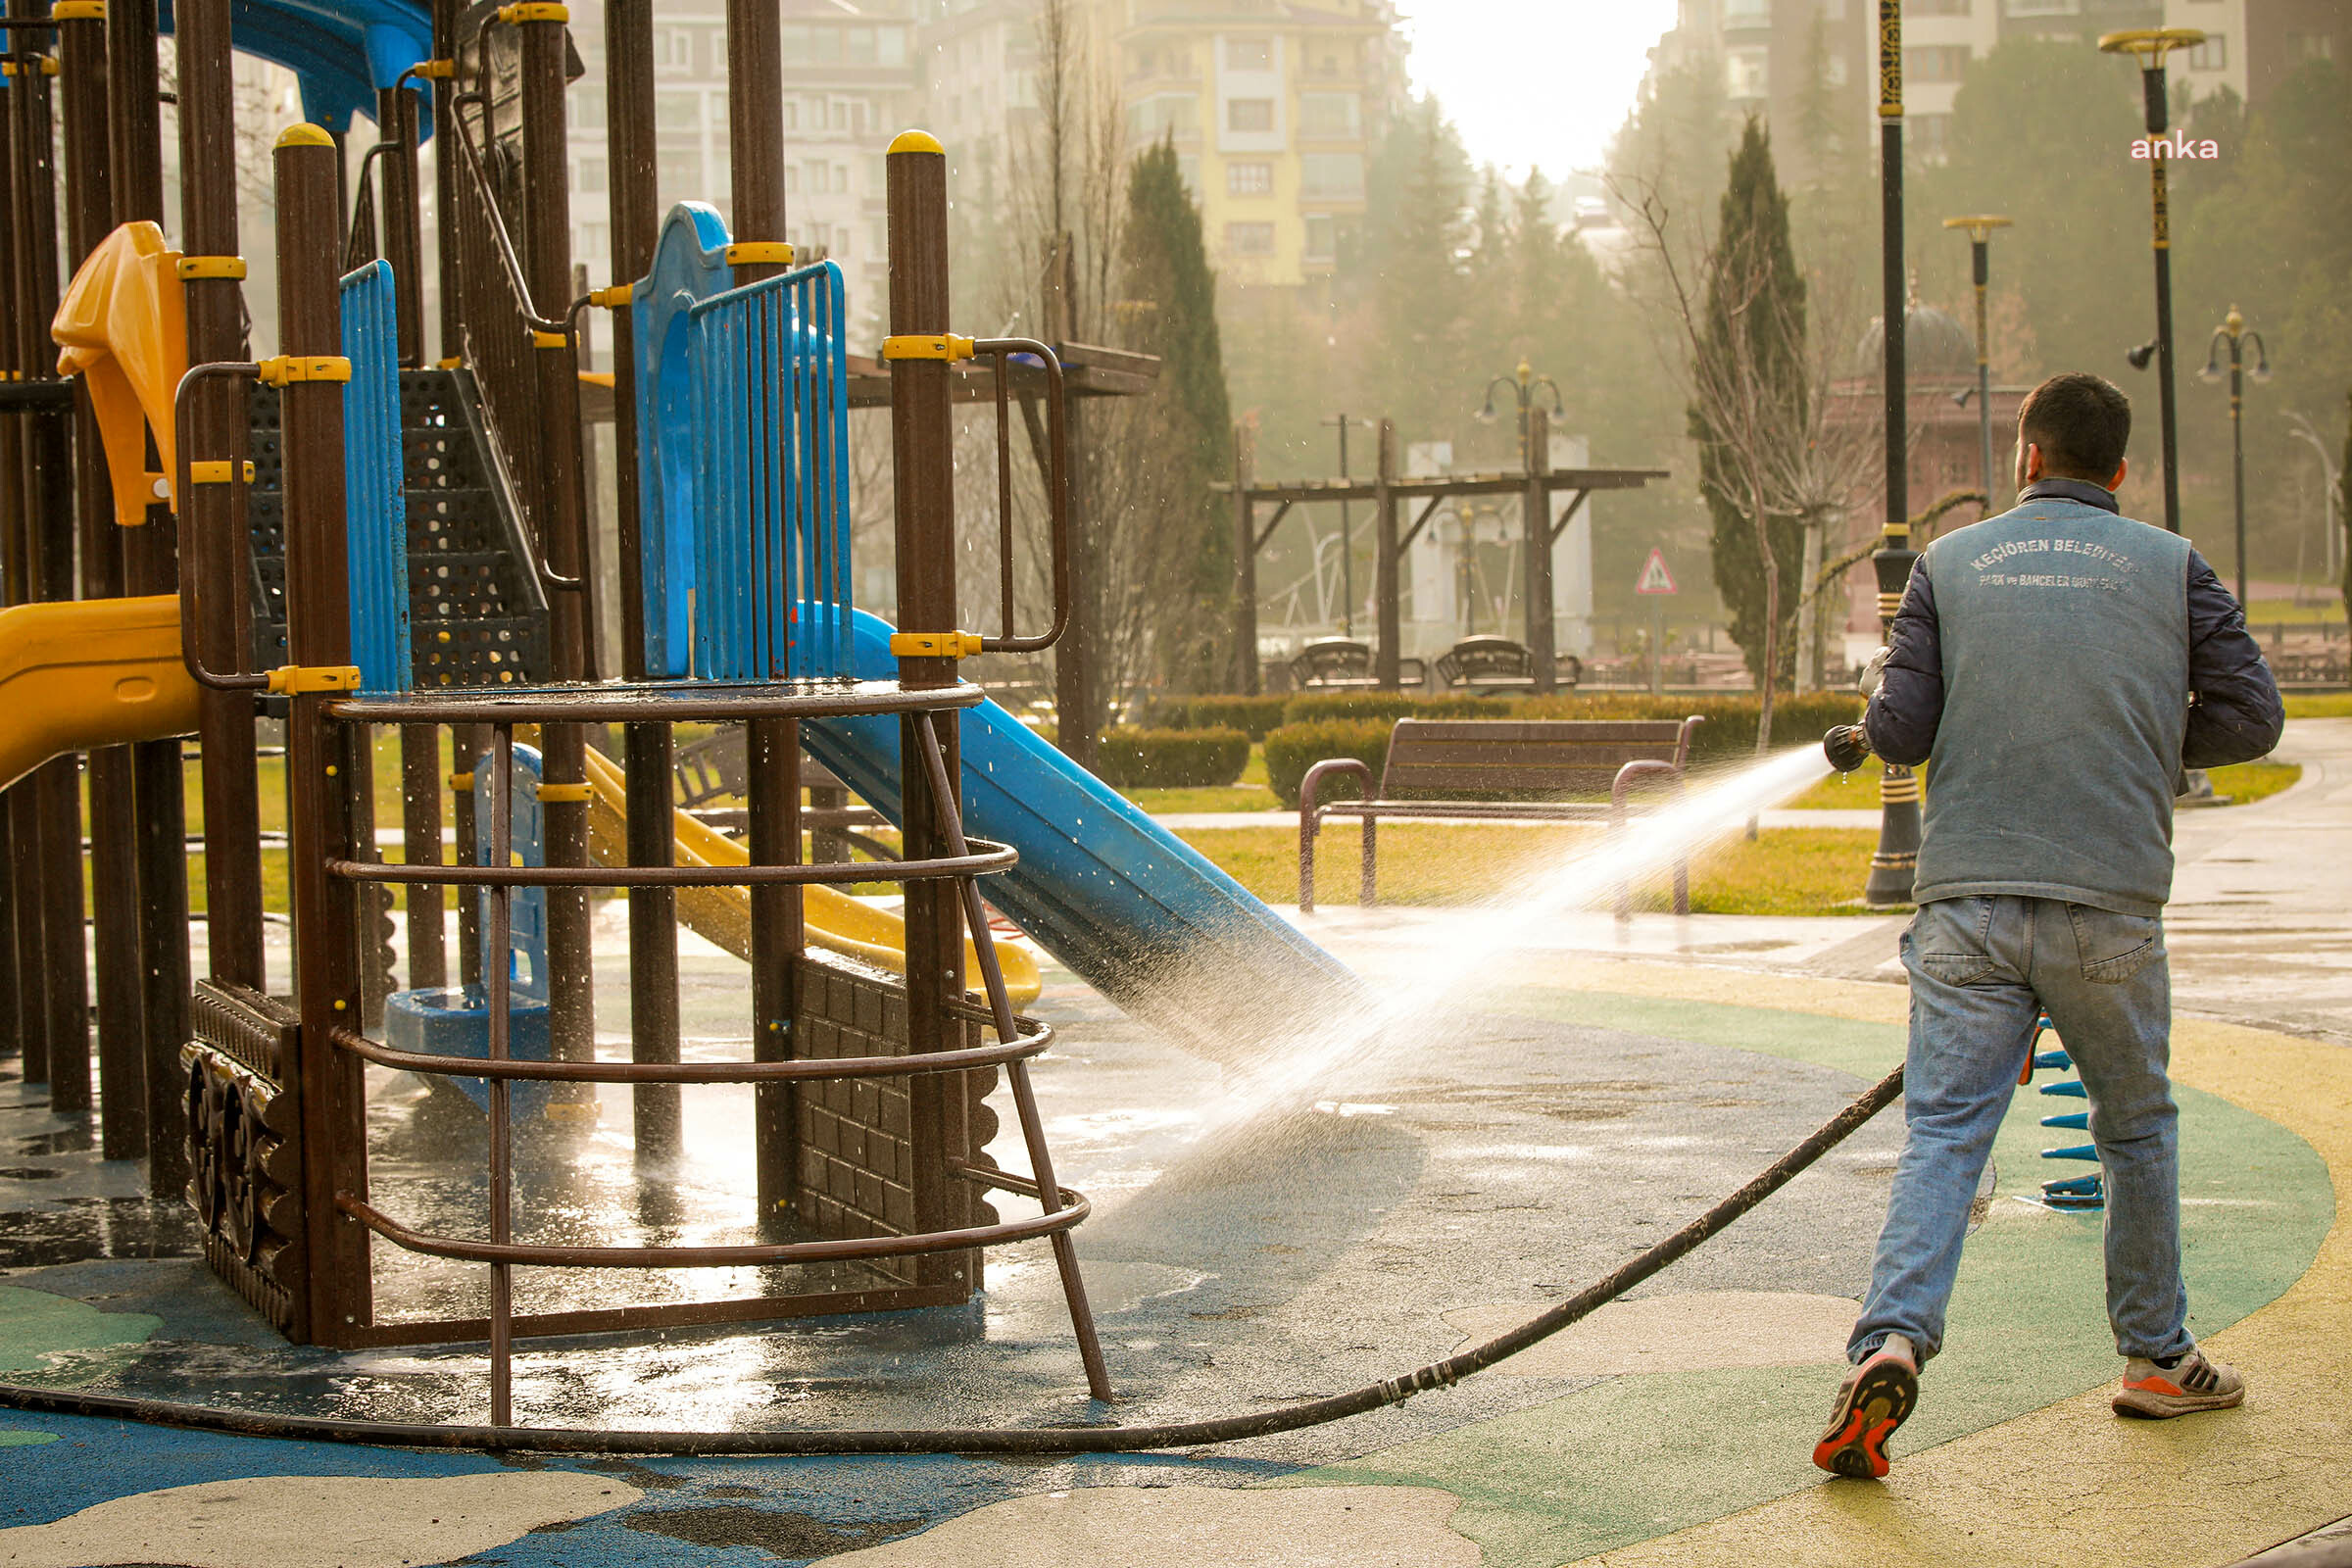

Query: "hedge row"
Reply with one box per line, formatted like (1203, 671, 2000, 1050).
(1256, 691, 1867, 807)
(1143, 694, 1294, 740)
(1091, 726, 1250, 789)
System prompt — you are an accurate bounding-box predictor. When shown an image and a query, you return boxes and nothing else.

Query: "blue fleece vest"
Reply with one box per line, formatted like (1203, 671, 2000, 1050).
(1912, 497, 2192, 916)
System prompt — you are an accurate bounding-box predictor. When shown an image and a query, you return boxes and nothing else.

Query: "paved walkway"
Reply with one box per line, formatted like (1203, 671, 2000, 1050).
(0, 724, 2345, 1565)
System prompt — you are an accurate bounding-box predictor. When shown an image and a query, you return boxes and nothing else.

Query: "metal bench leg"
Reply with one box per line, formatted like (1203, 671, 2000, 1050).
(1361, 815, 1377, 906)
(1299, 810, 1318, 913)
(1673, 855, 1689, 916)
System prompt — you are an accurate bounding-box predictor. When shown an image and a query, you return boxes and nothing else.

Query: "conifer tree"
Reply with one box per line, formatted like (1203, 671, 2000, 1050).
(1119, 135, 1236, 690)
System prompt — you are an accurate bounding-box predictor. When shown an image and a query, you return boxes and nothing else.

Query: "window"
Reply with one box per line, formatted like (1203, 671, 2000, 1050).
(1225, 221, 1275, 256)
(1905, 45, 1970, 82)
(1826, 53, 1848, 87)
(2004, 0, 2080, 16)
(1302, 214, 1336, 262)
(1129, 94, 1197, 138)
(1726, 46, 1768, 99)
(657, 152, 700, 194)
(1227, 97, 1274, 132)
(784, 164, 800, 194)
(2291, 31, 2333, 62)
(806, 161, 829, 194)
(1722, 0, 1768, 22)
(846, 25, 877, 65)
(2185, 34, 2227, 70)
(573, 155, 608, 194)
(1224, 37, 1270, 71)
(568, 86, 606, 129)
(1299, 92, 1359, 137)
(655, 91, 700, 131)
(1910, 0, 1969, 13)
(655, 27, 693, 70)
(781, 100, 798, 131)
(1912, 112, 1952, 160)
(1227, 161, 1272, 194)
(1299, 152, 1363, 198)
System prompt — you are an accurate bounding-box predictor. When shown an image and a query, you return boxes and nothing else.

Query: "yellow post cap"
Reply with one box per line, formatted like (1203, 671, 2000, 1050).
(888, 128, 944, 156)
(275, 122, 334, 149)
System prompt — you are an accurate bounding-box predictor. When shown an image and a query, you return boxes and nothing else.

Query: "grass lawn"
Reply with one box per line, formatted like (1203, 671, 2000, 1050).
(1120, 744, 1279, 814)
(2244, 598, 2347, 625)
(2204, 760, 2301, 805)
(1175, 822, 1885, 917)
(2284, 693, 2352, 719)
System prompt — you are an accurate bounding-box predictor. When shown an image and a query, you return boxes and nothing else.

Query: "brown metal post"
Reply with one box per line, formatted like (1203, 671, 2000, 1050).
(517, 3, 593, 1069)
(430, 0, 458, 361)
(728, 0, 802, 1231)
(13, 0, 93, 1115)
(0, 76, 39, 1089)
(62, 0, 147, 1152)
(1230, 422, 1255, 695)
(605, 0, 675, 1164)
(275, 123, 370, 1343)
(177, 0, 264, 987)
(106, 0, 190, 1196)
(888, 132, 977, 1292)
(1374, 417, 1399, 691)
(1044, 240, 1097, 765)
(1523, 404, 1555, 695)
(378, 85, 423, 366)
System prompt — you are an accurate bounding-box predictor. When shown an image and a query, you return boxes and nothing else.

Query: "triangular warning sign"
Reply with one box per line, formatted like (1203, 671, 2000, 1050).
(1635, 547, 1678, 595)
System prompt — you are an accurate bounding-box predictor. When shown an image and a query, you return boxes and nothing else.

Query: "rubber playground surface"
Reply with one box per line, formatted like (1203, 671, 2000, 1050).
(2, 944, 2345, 1567)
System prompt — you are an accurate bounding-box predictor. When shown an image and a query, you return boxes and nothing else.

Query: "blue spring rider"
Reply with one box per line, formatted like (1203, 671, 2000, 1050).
(2028, 1011, 2103, 1210)
(383, 747, 554, 1114)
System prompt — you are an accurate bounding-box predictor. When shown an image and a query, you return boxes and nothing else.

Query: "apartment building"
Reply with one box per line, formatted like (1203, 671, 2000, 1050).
(1108, 0, 1406, 289)
(564, 0, 919, 327)
(2166, 0, 2348, 107)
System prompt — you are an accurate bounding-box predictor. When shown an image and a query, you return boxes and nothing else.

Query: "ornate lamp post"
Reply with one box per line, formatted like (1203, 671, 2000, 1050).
(2100, 27, 2206, 536)
(1478, 359, 1568, 691)
(1942, 214, 2013, 504)
(2198, 307, 2270, 608)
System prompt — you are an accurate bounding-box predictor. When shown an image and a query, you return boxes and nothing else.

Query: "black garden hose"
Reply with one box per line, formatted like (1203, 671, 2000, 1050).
(0, 1066, 1904, 1456)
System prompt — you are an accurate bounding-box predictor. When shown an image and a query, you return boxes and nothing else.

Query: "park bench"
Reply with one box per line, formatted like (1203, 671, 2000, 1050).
(1433, 633, 1591, 695)
(670, 729, 891, 858)
(1288, 636, 1429, 691)
(1297, 715, 1703, 915)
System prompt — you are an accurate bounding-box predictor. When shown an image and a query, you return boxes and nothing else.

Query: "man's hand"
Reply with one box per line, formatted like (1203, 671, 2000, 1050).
(1859, 645, 1891, 699)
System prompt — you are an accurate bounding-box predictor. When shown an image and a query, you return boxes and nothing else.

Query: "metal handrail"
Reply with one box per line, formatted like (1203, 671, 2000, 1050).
(337, 1180, 1088, 1269)
(172, 360, 271, 692)
(328, 1021, 1053, 1083)
(967, 337, 1070, 655)
(324, 840, 1017, 887)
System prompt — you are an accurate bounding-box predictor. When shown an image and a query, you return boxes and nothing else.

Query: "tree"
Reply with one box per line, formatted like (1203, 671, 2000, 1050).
(1117, 137, 1235, 692)
(1693, 120, 1807, 707)
(1367, 96, 1473, 438)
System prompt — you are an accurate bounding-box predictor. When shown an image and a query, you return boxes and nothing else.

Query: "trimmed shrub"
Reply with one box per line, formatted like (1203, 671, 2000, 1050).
(1144, 693, 1293, 741)
(1511, 691, 1864, 766)
(1092, 726, 1250, 790)
(1263, 718, 1394, 808)
(1278, 691, 1498, 727)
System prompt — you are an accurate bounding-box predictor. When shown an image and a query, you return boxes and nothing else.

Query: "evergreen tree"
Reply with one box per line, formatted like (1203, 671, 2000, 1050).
(1368, 96, 1472, 438)
(1119, 135, 1236, 691)
(1691, 117, 1808, 691)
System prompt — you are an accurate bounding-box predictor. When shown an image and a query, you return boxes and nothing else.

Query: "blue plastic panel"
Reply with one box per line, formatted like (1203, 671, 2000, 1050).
(629, 204, 734, 678)
(339, 259, 411, 693)
(688, 260, 853, 682)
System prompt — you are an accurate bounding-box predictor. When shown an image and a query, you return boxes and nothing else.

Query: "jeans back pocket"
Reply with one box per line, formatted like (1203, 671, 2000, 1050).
(1911, 897, 1999, 987)
(2067, 904, 2161, 985)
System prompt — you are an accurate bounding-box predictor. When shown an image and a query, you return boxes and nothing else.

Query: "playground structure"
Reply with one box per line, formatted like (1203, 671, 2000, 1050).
(1218, 412, 1668, 696)
(0, 0, 1357, 1428)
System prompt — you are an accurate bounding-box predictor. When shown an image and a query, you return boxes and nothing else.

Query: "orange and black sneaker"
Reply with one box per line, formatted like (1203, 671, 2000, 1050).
(1813, 1333, 1919, 1480)
(2113, 1346, 2245, 1419)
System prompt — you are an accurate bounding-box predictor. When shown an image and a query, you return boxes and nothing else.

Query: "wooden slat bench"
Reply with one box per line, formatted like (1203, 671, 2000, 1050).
(1297, 716, 1703, 915)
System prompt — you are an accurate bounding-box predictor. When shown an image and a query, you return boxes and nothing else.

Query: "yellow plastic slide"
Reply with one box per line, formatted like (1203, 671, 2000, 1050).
(578, 747, 1042, 1006)
(0, 595, 202, 793)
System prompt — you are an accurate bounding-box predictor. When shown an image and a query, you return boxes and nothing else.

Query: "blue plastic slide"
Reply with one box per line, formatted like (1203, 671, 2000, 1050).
(801, 611, 1362, 1049)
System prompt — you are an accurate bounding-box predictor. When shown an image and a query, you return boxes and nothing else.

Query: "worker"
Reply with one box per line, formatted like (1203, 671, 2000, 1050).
(1813, 371, 2284, 1481)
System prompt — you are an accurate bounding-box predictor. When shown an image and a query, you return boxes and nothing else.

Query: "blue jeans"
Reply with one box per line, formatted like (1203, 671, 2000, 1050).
(1849, 895, 2192, 1366)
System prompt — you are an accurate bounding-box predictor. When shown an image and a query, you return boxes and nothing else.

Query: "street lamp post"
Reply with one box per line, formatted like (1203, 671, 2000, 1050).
(2198, 306, 2270, 609)
(1863, 0, 1921, 908)
(1478, 359, 1567, 692)
(1942, 214, 2013, 505)
(2283, 411, 2341, 591)
(2101, 27, 2206, 537)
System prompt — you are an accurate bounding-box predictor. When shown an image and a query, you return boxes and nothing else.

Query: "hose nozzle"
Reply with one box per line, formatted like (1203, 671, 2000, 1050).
(1823, 724, 1874, 774)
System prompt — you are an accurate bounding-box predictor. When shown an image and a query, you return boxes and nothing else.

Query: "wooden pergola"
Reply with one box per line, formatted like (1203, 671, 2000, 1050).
(1215, 411, 1668, 693)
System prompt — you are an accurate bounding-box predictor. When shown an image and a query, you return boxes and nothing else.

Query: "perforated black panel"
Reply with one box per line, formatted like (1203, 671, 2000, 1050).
(244, 367, 550, 688)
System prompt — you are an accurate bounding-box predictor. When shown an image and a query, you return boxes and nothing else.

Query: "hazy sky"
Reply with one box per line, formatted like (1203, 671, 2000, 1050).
(1398, 1, 1684, 180)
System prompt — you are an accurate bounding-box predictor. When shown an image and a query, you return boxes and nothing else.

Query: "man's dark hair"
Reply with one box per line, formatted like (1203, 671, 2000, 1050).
(2018, 372, 2132, 481)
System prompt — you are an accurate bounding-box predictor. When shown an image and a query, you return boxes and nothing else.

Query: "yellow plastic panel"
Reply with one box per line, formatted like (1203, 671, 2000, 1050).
(51, 222, 187, 527)
(0, 596, 202, 793)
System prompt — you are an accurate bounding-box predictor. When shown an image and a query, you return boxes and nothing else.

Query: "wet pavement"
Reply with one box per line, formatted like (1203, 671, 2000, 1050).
(0, 720, 2346, 1564)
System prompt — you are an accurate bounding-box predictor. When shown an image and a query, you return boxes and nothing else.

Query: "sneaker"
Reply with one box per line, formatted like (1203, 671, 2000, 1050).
(2113, 1346, 2245, 1419)
(1813, 1333, 1919, 1479)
